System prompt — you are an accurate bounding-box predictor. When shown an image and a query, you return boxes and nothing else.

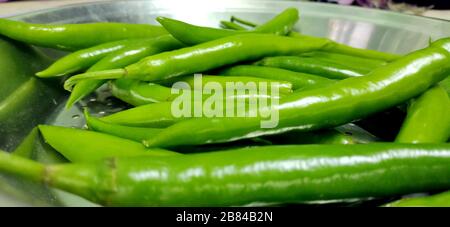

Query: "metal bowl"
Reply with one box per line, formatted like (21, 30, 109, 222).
(1, 0, 449, 206)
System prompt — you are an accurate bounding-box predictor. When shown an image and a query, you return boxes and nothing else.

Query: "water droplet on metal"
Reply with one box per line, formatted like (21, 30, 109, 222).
(72, 114, 80, 119)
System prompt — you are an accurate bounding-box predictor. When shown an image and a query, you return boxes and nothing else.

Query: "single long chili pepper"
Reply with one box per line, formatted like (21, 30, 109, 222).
(100, 102, 186, 127)
(157, 8, 298, 46)
(143, 38, 450, 148)
(110, 79, 176, 106)
(0, 143, 449, 206)
(63, 34, 332, 90)
(85, 110, 162, 142)
(0, 19, 168, 51)
(395, 85, 450, 143)
(65, 35, 184, 108)
(158, 16, 399, 61)
(256, 56, 369, 79)
(220, 21, 246, 30)
(111, 75, 287, 107)
(101, 93, 277, 127)
(174, 75, 293, 94)
(299, 51, 387, 71)
(385, 191, 450, 207)
(221, 65, 335, 90)
(38, 125, 178, 162)
(36, 39, 147, 78)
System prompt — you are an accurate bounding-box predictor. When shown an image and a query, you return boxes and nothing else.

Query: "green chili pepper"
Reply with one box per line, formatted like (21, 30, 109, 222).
(0, 19, 167, 51)
(100, 102, 184, 127)
(38, 125, 178, 162)
(110, 74, 285, 107)
(85, 110, 162, 143)
(157, 8, 298, 46)
(220, 21, 246, 30)
(256, 56, 369, 79)
(63, 34, 332, 89)
(158, 16, 399, 61)
(0, 143, 449, 206)
(143, 38, 450, 148)
(110, 79, 176, 106)
(221, 65, 335, 90)
(230, 16, 257, 27)
(65, 35, 184, 108)
(36, 39, 146, 78)
(385, 191, 450, 207)
(11, 127, 39, 158)
(395, 85, 450, 143)
(299, 51, 387, 71)
(174, 75, 293, 94)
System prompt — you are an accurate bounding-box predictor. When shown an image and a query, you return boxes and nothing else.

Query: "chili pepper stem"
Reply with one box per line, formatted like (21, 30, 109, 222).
(63, 68, 126, 91)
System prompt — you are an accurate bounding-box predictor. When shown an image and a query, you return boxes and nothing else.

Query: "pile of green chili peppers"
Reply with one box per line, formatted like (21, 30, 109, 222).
(0, 8, 449, 207)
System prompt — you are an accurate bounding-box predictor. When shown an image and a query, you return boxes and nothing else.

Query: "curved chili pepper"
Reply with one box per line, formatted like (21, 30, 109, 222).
(84, 110, 162, 142)
(221, 65, 335, 90)
(220, 21, 246, 30)
(36, 39, 145, 78)
(143, 38, 450, 148)
(0, 19, 167, 51)
(110, 79, 176, 106)
(0, 143, 449, 206)
(299, 51, 387, 71)
(157, 8, 298, 46)
(395, 85, 450, 143)
(385, 191, 450, 207)
(158, 16, 399, 61)
(63, 34, 332, 90)
(110, 75, 286, 107)
(256, 56, 369, 79)
(38, 125, 178, 162)
(64, 35, 184, 108)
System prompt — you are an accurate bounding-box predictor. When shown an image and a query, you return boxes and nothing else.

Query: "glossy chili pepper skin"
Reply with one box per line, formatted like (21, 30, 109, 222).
(385, 191, 450, 207)
(38, 125, 178, 162)
(175, 75, 293, 94)
(0, 143, 449, 206)
(299, 51, 387, 72)
(36, 39, 145, 78)
(85, 110, 162, 142)
(256, 56, 369, 79)
(221, 65, 335, 90)
(220, 21, 246, 30)
(110, 79, 176, 106)
(157, 8, 298, 46)
(63, 34, 332, 90)
(65, 35, 184, 108)
(144, 38, 450, 148)
(396, 85, 450, 143)
(0, 19, 168, 51)
(158, 15, 399, 61)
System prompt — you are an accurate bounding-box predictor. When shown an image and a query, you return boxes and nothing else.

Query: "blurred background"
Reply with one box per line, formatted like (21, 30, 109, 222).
(1, 0, 450, 19)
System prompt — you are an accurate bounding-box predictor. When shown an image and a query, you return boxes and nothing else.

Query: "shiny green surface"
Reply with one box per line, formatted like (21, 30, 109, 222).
(66, 35, 184, 108)
(385, 190, 450, 207)
(396, 85, 450, 143)
(0, 19, 167, 51)
(157, 13, 398, 61)
(36, 39, 147, 78)
(176, 75, 293, 94)
(144, 38, 450, 148)
(38, 125, 177, 162)
(157, 8, 298, 46)
(110, 79, 175, 106)
(1, 143, 449, 206)
(299, 51, 387, 72)
(221, 65, 335, 90)
(63, 33, 331, 89)
(85, 110, 163, 142)
(256, 56, 368, 79)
